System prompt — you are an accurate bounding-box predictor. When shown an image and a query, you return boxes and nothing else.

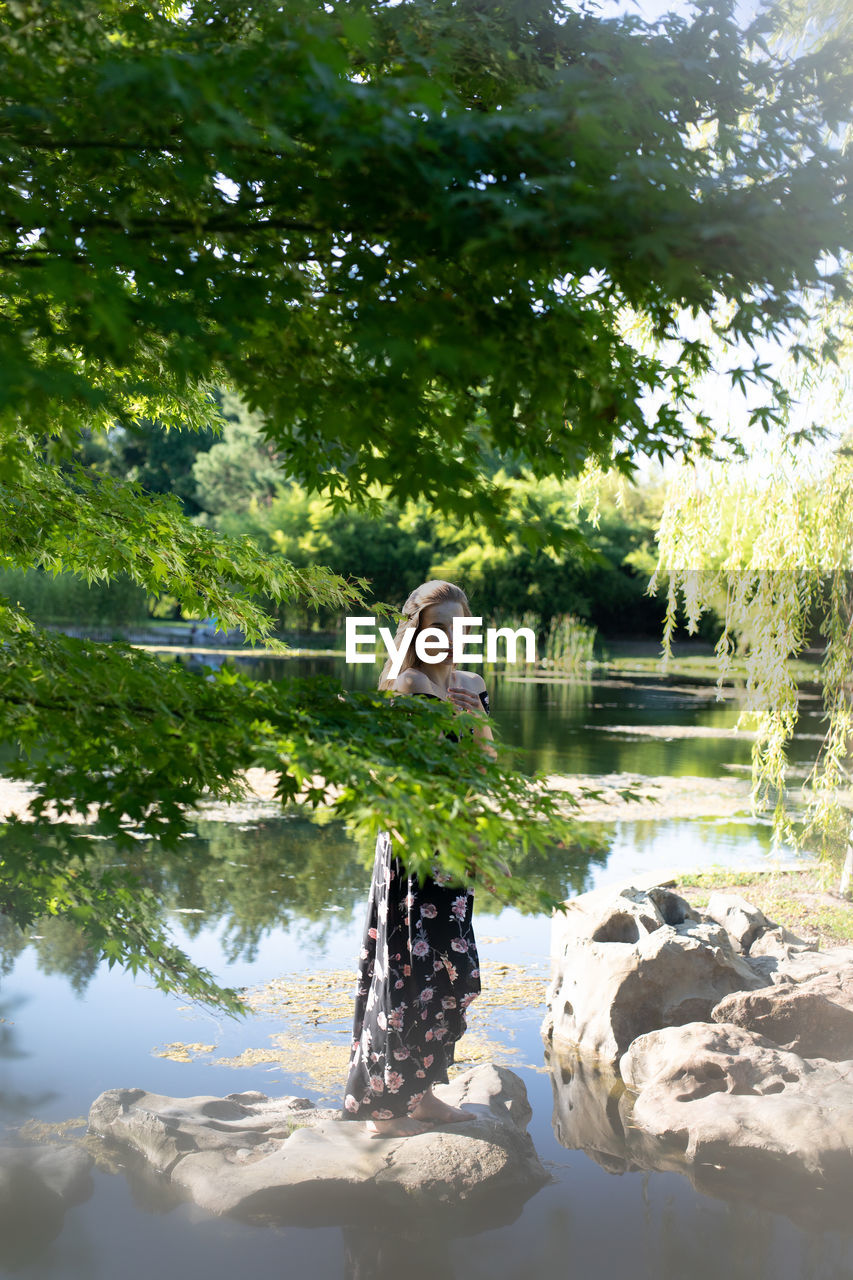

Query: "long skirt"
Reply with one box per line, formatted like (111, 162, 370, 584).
(341, 829, 481, 1120)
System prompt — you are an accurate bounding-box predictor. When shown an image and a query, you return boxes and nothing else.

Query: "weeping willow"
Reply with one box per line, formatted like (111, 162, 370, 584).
(562, 0, 853, 893)
(570, 231, 852, 894)
(644, 427, 853, 896)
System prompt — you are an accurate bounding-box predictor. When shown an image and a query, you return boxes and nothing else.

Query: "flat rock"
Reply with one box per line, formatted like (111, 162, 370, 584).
(87, 1064, 549, 1225)
(746, 942, 853, 986)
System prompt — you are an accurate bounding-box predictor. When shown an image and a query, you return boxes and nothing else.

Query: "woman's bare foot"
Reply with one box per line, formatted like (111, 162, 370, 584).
(409, 1088, 473, 1126)
(365, 1114, 435, 1139)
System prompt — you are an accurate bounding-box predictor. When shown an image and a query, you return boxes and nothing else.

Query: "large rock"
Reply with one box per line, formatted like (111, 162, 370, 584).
(619, 1021, 853, 1199)
(545, 1038, 853, 1230)
(703, 892, 772, 952)
(87, 1064, 548, 1225)
(746, 940, 853, 986)
(712, 965, 853, 1059)
(542, 880, 853, 1228)
(543, 884, 768, 1064)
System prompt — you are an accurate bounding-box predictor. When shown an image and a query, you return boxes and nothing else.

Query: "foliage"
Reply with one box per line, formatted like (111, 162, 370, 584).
(2, 0, 851, 531)
(564, 0, 853, 892)
(95, 416, 222, 518)
(0, 564, 150, 627)
(222, 458, 669, 633)
(645, 432, 853, 889)
(542, 613, 598, 671)
(1, 0, 851, 1004)
(191, 390, 287, 518)
(0, 625, 598, 1008)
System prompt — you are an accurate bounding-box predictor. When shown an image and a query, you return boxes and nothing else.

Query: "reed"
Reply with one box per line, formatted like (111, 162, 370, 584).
(481, 611, 597, 675)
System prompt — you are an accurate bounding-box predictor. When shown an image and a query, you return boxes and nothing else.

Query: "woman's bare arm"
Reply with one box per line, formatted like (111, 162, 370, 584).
(447, 681, 497, 761)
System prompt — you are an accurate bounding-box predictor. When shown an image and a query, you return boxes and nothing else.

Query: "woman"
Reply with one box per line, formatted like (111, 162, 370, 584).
(341, 580, 496, 1138)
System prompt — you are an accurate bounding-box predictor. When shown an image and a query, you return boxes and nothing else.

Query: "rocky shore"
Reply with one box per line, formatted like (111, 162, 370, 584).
(543, 881, 853, 1226)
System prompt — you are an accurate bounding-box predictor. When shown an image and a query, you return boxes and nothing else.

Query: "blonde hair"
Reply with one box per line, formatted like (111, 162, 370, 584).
(377, 580, 472, 691)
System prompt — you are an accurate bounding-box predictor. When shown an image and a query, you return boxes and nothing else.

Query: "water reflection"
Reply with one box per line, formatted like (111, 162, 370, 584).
(0, 990, 62, 1123)
(0, 813, 609, 999)
(0, 1140, 95, 1270)
(342, 1226, 457, 1280)
(169, 650, 826, 779)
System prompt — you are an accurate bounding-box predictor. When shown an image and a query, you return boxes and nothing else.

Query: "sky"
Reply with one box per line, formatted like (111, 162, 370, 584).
(597, 0, 760, 19)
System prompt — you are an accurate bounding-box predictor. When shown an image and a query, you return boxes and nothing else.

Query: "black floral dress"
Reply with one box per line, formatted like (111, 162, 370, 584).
(341, 687, 490, 1121)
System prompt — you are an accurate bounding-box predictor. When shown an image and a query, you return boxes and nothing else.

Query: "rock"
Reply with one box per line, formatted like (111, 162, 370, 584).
(748, 925, 815, 956)
(87, 1065, 549, 1225)
(746, 943, 853, 987)
(0, 1143, 94, 1266)
(543, 884, 768, 1063)
(544, 1036, 853, 1230)
(712, 966, 853, 1059)
(541, 881, 853, 1228)
(619, 1021, 853, 1203)
(704, 892, 770, 952)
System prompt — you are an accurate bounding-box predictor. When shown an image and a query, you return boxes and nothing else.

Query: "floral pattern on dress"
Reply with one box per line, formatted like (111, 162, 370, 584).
(341, 687, 489, 1120)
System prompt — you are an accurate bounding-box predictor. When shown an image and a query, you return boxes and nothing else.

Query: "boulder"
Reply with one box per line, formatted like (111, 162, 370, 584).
(542, 881, 853, 1227)
(619, 1021, 853, 1198)
(87, 1064, 549, 1225)
(748, 925, 815, 956)
(704, 892, 771, 952)
(712, 965, 853, 1060)
(746, 943, 853, 987)
(545, 1037, 853, 1230)
(543, 884, 768, 1063)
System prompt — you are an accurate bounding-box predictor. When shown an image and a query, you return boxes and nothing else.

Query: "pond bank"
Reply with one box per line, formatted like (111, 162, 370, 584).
(675, 867, 853, 948)
(0, 766, 766, 826)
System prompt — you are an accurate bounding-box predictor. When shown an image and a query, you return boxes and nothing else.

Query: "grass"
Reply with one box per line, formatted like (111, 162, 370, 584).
(674, 865, 853, 948)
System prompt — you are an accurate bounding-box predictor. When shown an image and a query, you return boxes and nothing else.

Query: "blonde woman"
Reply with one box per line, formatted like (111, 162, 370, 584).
(341, 580, 496, 1137)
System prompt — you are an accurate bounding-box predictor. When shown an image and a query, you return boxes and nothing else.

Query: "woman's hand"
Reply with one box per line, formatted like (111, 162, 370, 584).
(448, 683, 497, 764)
(447, 685, 486, 716)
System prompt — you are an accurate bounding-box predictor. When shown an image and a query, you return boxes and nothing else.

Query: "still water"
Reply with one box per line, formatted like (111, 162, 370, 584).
(1, 659, 850, 1278)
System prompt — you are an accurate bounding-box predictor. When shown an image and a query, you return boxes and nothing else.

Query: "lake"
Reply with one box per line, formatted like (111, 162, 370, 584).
(2, 655, 850, 1279)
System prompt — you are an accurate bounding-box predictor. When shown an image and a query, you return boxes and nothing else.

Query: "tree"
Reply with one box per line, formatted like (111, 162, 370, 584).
(102, 416, 221, 519)
(1, 0, 851, 1009)
(634, 0, 853, 897)
(642, 425, 853, 896)
(192, 390, 287, 521)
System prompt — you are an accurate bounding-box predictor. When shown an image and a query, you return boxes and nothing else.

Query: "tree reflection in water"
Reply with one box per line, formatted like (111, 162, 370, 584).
(0, 812, 608, 992)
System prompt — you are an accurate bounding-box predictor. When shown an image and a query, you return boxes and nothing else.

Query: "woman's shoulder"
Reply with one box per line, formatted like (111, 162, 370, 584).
(452, 668, 486, 693)
(391, 667, 436, 696)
